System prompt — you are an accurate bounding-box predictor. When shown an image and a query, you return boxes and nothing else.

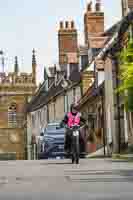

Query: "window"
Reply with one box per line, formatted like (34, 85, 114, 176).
(8, 103, 17, 127)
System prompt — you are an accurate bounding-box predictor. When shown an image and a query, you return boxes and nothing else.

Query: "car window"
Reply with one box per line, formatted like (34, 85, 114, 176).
(46, 124, 65, 135)
(46, 124, 57, 130)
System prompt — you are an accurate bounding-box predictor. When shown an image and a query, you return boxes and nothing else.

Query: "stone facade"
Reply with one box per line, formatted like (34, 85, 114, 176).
(29, 84, 82, 138)
(78, 86, 105, 153)
(0, 51, 37, 160)
(82, 71, 94, 94)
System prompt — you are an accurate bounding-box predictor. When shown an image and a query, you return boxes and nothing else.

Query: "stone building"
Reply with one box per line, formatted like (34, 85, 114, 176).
(26, 1, 106, 153)
(0, 50, 37, 160)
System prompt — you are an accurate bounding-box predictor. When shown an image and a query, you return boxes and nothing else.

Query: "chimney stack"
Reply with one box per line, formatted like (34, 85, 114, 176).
(87, 1, 92, 11)
(95, 0, 101, 12)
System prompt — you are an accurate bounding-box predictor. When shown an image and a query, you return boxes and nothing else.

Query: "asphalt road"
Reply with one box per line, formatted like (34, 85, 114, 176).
(0, 159, 133, 199)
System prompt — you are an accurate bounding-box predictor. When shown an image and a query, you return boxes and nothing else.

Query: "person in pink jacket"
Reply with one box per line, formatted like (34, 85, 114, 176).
(60, 103, 86, 156)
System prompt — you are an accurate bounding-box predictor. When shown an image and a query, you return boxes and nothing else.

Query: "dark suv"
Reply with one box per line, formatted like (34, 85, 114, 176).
(38, 122, 65, 159)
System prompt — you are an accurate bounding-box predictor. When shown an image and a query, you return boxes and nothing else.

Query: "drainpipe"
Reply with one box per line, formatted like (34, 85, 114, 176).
(114, 58, 121, 154)
(100, 88, 106, 156)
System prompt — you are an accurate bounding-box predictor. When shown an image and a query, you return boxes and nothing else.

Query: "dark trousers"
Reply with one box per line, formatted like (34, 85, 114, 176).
(64, 130, 85, 152)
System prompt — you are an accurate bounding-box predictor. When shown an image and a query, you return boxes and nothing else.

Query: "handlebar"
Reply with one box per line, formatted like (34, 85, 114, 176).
(65, 124, 85, 130)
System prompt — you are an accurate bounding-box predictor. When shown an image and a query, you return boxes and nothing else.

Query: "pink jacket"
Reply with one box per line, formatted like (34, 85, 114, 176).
(67, 112, 81, 128)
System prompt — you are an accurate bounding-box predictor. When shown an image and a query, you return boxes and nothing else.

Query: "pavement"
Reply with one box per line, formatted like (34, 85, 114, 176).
(0, 158, 133, 199)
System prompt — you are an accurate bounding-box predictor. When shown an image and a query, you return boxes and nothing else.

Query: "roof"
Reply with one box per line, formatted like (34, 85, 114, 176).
(100, 11, 133, 59)
(27, 11, 133, 113)
(27, 69, 81, 112)
(77, 11, 133, 109)
(77, 82, 104, 109)
(103, 21, 121, 36)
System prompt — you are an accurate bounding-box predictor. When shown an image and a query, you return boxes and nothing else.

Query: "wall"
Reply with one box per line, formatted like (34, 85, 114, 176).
(55, 95, 65, 122)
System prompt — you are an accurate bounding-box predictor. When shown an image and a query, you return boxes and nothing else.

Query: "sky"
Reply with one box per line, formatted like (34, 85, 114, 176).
(0, 0, 122, 84)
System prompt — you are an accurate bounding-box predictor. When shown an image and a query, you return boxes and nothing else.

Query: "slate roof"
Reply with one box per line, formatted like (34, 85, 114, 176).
(77, 11, 133, 108)
(103, 11, 133, 58)
(27, 11, 133, 113)
(27, 69, 81, 112)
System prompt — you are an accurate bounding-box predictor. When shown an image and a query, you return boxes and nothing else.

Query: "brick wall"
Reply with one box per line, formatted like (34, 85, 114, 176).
(58, 21, 78, 65)
(128, 0, 133, 8)
(84, 3, 104, 46)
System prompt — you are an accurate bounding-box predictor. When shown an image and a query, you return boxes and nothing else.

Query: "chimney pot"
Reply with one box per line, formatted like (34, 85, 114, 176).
(60, 21, 63, 29)
(65, 21, 69, 28)
(87, 1, 92, 11)
(71, 21, 74, 29)
(95, 0, 101, 11)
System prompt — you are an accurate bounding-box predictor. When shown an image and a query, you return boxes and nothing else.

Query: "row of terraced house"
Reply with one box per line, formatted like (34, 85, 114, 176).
(27, 0, 133, 159)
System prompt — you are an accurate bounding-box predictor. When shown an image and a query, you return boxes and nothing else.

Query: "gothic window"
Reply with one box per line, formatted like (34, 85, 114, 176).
(8, 103, 17, 127)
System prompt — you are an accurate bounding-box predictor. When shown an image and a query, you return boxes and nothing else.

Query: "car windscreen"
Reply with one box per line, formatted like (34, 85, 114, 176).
(46, 125, 65, 135)
(46, 124, 58, 131)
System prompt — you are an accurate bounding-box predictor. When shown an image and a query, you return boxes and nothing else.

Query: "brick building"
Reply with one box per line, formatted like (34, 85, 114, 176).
(58, 21, 78, 66)
(122, 0, 133, 16)
(27, 1, 106, 156)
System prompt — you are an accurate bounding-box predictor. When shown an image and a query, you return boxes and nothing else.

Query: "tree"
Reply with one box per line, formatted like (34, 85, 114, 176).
(118, 39, 133, 111)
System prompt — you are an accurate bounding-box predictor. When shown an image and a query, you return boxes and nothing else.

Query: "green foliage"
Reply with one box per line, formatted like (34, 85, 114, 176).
(118, 40, 133, 92)
(118, 39, 133, 111)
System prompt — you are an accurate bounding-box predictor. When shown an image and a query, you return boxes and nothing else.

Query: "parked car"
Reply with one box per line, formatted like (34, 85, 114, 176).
(38, 122, 65, 159)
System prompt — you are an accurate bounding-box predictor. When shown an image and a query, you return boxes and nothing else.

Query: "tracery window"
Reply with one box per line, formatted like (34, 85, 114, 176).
(8, 103, 17, 127)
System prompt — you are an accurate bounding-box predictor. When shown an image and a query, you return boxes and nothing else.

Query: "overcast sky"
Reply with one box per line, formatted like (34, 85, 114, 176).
(0, 0, 122, 83)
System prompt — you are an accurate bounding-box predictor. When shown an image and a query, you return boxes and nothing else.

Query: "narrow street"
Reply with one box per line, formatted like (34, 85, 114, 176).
(0, 159, 133, 199)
